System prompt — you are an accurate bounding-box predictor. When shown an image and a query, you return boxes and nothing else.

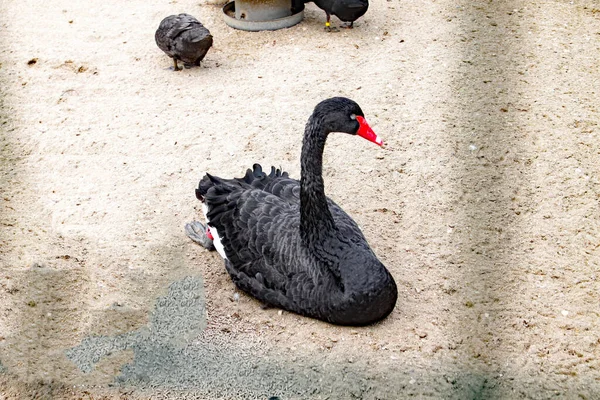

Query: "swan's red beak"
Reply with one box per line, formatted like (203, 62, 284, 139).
(356, 116, 383, 146)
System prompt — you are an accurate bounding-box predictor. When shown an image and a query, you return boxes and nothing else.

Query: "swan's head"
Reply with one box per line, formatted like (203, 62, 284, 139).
(314, 97, 383, 147)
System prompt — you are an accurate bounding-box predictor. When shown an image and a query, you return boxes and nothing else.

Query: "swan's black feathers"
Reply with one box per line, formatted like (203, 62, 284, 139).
(190, 98, 397, 326)
(198, 163, 393, 325)
(197, 164, 290, 199)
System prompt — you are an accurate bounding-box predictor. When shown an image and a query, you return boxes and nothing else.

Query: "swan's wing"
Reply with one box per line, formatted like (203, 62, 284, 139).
(197, 164, 371, 308)
(205, 182, 334, 310)
(230, 164, 295, 194)
(196, 164, 299, 204)
(199, 168, 367, 253)
(205, 183, 302, 278)
(198, 165, 368, 254)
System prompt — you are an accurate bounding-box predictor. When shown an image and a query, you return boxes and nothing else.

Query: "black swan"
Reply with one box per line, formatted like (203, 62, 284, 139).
(307, 0, 368, 31)
(185, 97, 397, 326)
(155, 14, 213, 71)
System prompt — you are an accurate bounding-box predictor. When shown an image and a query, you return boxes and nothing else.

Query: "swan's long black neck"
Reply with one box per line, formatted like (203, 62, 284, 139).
(300, 114, 336, 245)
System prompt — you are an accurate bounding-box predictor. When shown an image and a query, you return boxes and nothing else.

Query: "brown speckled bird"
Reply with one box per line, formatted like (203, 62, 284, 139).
(155, 14, 213, 71)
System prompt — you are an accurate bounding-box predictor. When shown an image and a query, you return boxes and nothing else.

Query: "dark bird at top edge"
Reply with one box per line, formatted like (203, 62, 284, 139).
(155, 13, 213, 71)
(305, 0, 368, 31)
(185, 97, 397, 326)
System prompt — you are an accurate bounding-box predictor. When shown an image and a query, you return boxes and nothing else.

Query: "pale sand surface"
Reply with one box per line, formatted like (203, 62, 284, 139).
(1, 0, 599, 398)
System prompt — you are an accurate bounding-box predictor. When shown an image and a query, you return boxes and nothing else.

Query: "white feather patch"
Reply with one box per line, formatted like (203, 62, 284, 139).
(202, 203, 228, 260)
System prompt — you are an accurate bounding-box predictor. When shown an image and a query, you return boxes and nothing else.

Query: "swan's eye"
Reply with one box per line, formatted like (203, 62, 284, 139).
(350, 114, 356, 120)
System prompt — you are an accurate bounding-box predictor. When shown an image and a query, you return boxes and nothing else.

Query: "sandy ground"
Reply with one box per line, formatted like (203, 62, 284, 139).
(1, 0, 599, 398)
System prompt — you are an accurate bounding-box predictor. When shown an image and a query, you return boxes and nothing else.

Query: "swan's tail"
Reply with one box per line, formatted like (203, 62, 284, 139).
(242, 164, 289, 189)
(195, 164, 289, 201)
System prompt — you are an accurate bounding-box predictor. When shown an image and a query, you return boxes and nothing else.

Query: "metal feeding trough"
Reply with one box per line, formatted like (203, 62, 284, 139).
(222, 0, 304, 31)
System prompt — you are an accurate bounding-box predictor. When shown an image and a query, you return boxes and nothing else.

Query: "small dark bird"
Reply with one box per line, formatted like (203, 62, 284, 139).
(155, 14, 213, 71)
(186, 97, 397, 326)
(308, 0, 368, 31)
